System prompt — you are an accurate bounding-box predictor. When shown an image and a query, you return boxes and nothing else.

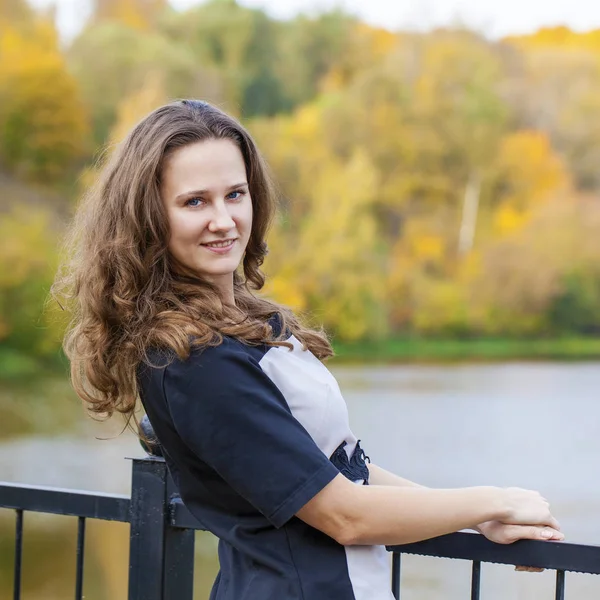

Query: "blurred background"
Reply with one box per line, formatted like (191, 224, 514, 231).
(1, 0, 600, 598)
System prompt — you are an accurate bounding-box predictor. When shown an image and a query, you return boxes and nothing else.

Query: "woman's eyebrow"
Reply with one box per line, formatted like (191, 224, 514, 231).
(175, 182, 248, 201)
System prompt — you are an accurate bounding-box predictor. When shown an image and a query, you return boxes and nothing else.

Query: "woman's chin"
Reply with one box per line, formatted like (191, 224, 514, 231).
(192, 264, 239, 280)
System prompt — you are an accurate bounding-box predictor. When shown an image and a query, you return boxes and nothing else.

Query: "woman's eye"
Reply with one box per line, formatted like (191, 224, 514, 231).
(185, 197, 204, 207)
(227, 190, 245, 201)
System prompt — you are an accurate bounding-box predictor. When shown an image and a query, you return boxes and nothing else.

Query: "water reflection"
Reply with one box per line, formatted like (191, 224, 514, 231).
(332, 362, 600, 599)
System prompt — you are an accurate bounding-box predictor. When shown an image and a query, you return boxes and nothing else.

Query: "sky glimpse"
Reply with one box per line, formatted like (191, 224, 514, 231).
(30, 0, 600, 43)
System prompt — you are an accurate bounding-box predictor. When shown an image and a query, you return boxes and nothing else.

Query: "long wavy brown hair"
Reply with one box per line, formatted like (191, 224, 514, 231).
(51, 99, 333, 433)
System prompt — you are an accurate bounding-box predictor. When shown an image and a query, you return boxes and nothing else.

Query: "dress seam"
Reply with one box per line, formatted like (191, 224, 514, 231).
(283, 526, 306, 600)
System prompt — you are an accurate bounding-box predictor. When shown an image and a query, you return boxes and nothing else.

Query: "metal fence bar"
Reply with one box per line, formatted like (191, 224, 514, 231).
(13, 509, 23, 600)
(127, 457, 195, 600)
(388, 532, 600, 575)
(391, 552, 401, 600)
(0, 483, 130, 522)
(74, 516, 86, 600)
(163, 471, 195, 600)
(471, 560, 481, 600)
(3, 473, 600, 600)
(128, 458, 168, 600)
(555, 570, 565, 600)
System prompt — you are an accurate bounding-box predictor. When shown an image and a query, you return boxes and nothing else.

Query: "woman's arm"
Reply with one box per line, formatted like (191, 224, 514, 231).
(366, 462, 564, 547)
(296, 473, 559, 547)
(367, 462, 426, 488)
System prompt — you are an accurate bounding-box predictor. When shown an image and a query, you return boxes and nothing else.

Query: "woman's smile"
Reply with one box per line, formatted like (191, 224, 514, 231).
(201, 238, 237, 254)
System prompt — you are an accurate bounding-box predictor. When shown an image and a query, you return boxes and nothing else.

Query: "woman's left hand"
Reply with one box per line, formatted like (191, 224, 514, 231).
(476, 521, 565, 572)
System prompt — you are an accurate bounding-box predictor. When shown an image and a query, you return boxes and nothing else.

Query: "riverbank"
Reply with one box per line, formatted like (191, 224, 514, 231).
(331, 336, 600, 363)
(3, 337, 600, 384)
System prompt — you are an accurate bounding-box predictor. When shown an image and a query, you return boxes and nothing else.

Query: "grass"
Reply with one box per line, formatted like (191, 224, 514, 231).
(331, 336, 600, 363)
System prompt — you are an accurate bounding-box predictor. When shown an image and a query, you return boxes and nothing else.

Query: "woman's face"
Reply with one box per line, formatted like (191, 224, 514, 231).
(160, 138, 253, 297)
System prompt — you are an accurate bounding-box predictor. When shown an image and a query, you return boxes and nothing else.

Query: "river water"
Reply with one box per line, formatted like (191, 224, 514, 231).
(1, 362, 599, 599)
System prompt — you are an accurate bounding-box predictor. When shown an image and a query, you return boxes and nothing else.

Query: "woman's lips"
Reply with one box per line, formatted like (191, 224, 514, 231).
(200, 239, 236, 254)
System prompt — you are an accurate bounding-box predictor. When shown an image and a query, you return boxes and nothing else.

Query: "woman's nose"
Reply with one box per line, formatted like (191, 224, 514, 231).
(208, 202, 235, 232)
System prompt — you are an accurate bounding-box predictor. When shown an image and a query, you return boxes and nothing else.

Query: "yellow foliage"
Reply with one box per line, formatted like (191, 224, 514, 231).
(411, 278, 467, 335)
(0, 204, 63, 350)
(3, 12, 600, 344)
(0, 19, 90, 180)
(110, 72, 168, 144)
(94, 0, 168, 31)
(505, 27, 600, 53)
(413, 235, 444, 262)
(321, 23, 399, 93)
(259, 105, 385, 340)
(492, 130, 570, 235)
(262, 272, 307, 313)
(494, 204, 527, 236)
(497, 131, 569, 196)
(352, 23, 398, 59)
(0, 207, 57, 289)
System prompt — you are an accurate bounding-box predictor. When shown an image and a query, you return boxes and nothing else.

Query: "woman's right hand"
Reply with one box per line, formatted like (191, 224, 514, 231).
(499, 487, 560, 530)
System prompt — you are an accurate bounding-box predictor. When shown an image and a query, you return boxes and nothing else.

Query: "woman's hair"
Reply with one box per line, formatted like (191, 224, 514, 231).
(51, 99, 333, 432)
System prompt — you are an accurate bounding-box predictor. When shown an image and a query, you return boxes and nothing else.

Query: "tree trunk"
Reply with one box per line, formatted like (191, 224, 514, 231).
(458, 170, 482, 255)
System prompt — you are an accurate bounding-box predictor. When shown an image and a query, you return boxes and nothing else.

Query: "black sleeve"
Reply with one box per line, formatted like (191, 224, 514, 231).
(162, 341, 340, 528)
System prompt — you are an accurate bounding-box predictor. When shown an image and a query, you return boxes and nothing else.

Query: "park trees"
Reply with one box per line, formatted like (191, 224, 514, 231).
(0, 17, 90, 183)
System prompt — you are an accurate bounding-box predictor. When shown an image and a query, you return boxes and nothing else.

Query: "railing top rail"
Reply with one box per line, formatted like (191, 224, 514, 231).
(3, 477, 600, 579)
(389, 532, 600, 575)
(170, 496, 600, 575)
(0, 481, 131, 522)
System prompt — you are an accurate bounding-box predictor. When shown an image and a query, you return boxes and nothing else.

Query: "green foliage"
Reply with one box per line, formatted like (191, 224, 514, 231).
(0, 206, 65, 361)
(275, 10, 357, 107)
(67, 21, 224, 144)
(159, 0, 290, 116)
(549, 271, 600, 334)
(332, 336, 600, 363)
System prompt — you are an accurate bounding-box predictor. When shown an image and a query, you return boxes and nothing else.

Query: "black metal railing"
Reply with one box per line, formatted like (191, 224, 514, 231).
(2, 452, 600, 599)
(387, 532, 600, 600)
(1, 479, 131, 600)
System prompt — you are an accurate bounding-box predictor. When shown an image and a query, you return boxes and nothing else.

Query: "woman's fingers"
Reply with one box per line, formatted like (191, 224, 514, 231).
(507, 524, 565, 543)
(538, 526, 564, 541)
(479, 521, 565, 545)
(481, 521, 565, 572)
(548, 516, 561, 531)
(513, 526, 563, 572)
(515, 565, 545, 572)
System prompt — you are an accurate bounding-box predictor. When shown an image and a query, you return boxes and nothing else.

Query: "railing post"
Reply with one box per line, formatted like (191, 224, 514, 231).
(127, 456, 195, 600)
(164, 472, 195, 599)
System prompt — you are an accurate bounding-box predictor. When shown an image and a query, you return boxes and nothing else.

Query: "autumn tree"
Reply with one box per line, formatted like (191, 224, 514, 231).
(0, 18, 90, 183)
(0, 206, 65, 362)
(91, 0, 169, 30)
(67, 22, 224, 144)
(159, 0, 290, 116)
(0, 0, 33, 23)
(503, 28, 600, 191)
(252, 105, 386, 340)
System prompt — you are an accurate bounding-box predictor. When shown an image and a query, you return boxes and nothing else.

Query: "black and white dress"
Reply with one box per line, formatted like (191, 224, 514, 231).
(137, 315, 394, 600)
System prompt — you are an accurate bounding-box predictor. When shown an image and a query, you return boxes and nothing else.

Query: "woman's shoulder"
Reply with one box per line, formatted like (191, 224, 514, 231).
(138, 312, 287, 378)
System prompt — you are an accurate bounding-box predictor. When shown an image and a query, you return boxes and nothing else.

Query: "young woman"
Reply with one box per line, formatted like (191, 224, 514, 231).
(53, 100, 563, 600)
